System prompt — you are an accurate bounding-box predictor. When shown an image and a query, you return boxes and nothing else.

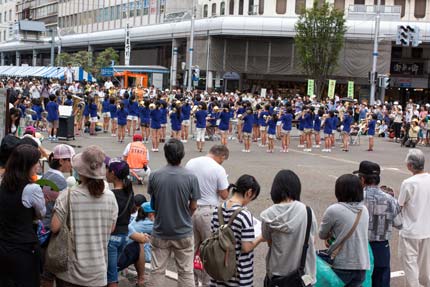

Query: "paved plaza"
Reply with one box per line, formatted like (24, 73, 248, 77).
(43, 132, 430, 287)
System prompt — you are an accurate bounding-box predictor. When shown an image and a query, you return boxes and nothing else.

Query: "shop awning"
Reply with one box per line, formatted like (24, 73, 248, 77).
(0, 66, 96, 82)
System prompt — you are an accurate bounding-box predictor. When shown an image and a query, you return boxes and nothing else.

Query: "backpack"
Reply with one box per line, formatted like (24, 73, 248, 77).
(199, 204, 244, 282)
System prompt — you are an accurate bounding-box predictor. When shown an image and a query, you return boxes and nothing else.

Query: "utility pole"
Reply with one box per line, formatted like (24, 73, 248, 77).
(187, 0, 195, 92)
(50, 29, 55, 66)
(369, 0, 381, 105)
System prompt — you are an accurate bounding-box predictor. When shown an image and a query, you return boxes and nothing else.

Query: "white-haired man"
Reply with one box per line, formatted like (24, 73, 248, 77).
(399, 149, 430, 287)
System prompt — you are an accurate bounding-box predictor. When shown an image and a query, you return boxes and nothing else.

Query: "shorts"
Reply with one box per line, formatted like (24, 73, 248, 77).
(324, 133, 332, 137)
(90, 117, 98, 123)
(127, 115, 138, 121)
(341, 131, 350, 136)
(182, 120, 191, 126)
(118, 241, 140, 272)
(268, 134, 276, 139)
(102, 112, 111, 118)
(161, 123, 167, 128)
(276, 121, 282, 126)
(298, 130, 304, 135)
(314, 130, 320, 135)
(140, 123, 149, 128)
(196, 128, 206, 141)
(368, 135, 374, 138)
(49, 120, 59, 129)
(304, 128, 313, 134)
(260, 126, 267, 132)
(111, 117, 118, 122)
(281, 129, 291, 135)
(243, 132, 251, 139)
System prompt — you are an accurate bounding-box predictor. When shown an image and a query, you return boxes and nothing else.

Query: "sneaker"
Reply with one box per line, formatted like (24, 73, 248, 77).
(246, 150, 251, 153)
(242, 149, 247, 153)
(298, 144, 305, 148)
(314, 145, 320, 148)
(322, 149, 327, 152)
(48, 136, 53, 141)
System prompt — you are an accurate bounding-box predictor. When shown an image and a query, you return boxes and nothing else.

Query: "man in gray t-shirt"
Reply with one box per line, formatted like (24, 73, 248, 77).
(146, 139, 200, 287)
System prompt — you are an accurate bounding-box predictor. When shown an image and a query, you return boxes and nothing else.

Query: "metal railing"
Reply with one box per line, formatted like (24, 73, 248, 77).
(348, 4, 401, 14)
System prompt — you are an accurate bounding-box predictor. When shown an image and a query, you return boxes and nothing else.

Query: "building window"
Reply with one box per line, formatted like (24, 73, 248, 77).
(239, 0, 244, 14)
(394, 0, 405, 17)
(354, 0, 365, 4)
(4, 11, 7, 22)
(334, 0, 345, 10)
(212, 3, 217, 16)
(259, 0, 264, 14)
(295, 0, 305, 14)
(0, 13, 2, 23)
(248, 0, 254, 14)
(229, 0, 235, 14)
(414, 0, 426, 18)
(221, 2, 226, 15)
(373, 0, 385, 4)
(203, 4, 208, 17)
(8, 9, 11, 21)
(276, 0, 287, 14)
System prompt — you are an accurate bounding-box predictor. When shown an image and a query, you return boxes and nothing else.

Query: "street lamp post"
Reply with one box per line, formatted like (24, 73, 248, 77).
(49, 28, 55, 67)
(187, 0, 195, 92)
(369, 0, 381, 105)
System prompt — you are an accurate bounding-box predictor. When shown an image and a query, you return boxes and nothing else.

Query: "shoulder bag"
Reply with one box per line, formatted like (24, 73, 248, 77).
(45, 189, 73, 274)
(317, 209, 363, 266)
(264, 206, 313, 287)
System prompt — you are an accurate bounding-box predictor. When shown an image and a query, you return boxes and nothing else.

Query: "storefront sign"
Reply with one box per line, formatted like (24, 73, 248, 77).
(391, 62, 424, 76)
(347, 81, 354, 98)
(328, 79, 336, 99)
(307, 79, 314, 96)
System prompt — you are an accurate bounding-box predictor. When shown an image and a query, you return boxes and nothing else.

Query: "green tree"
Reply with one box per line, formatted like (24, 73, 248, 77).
(73, 51, 93, 74)
(94, 47, 120, 77)
(55, 52, 73, 66)
(295, 1, 347, 99)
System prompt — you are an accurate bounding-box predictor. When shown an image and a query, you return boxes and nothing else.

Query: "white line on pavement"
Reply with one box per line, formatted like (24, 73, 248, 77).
(391, 270, 405, 278)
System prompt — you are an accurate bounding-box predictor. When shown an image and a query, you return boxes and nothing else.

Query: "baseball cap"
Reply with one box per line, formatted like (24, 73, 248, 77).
(25, 126, 36, 135)
(105, 157, 130, 180)
(133, 134, 143, 142)
(353, 161, 380, 176)
(141, 202, 155, 213)
(53, 144, 76, 159)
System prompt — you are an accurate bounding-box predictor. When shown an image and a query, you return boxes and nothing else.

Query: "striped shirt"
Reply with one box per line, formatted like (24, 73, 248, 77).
(210, 203, 255, 287)
(53, 183, 118, 286)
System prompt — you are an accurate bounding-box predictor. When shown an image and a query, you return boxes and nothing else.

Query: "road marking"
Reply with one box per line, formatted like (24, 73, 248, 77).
(391, 270, 405, 278)
(289, 148, 409, 175)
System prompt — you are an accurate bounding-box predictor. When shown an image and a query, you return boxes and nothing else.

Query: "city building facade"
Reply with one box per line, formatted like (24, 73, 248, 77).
(0, 0, 429, 102)
(0, 0, 17, 43)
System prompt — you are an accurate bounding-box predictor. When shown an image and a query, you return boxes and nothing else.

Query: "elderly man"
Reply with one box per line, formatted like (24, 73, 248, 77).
(185, 145, 230, 287)
(399, 149, 430, 287)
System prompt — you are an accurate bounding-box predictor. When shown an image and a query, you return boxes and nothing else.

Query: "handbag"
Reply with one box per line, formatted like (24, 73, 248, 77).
(45, 189, 73, 274)
(264, 206, 313, 287)
(317, 209, 363, 266)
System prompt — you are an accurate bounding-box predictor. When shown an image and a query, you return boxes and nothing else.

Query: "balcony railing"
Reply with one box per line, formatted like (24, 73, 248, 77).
(347, 5, 401, 20)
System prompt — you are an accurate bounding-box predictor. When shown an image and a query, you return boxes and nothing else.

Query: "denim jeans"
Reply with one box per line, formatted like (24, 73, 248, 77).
(107, 234, 128, 283)
(332, 269, 366, 287)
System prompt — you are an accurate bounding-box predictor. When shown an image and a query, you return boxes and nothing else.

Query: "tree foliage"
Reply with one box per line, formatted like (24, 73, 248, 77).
(54, 48, 120, 78)
(295, 1, 347, 99)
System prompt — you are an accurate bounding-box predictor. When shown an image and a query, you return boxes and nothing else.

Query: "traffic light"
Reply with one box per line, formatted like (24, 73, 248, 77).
(408, 26, 422, 47)
(396, 25, 409, 46)
(379, 76, 390, 89)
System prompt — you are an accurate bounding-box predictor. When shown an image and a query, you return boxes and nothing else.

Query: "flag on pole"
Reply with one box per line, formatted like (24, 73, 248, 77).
(347, 81, 354, 98)
(307, 79, 314, 96)
(328, 79, 336, 99)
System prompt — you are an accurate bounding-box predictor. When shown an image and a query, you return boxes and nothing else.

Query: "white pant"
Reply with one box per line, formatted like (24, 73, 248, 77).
(196, 128, 205, 142)
(130, 167, 151, 179)
(399, 236, 430, 287)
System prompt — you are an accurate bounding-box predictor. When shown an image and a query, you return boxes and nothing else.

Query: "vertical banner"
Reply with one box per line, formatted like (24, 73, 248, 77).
(307, 79, 314, 96)
(124, 23, 131, 66)
(347, 81, 354, 98)
(328, 79, 336, 99)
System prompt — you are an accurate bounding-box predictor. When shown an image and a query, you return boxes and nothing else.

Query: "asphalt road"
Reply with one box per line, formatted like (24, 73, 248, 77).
(43, 131, 430, 287)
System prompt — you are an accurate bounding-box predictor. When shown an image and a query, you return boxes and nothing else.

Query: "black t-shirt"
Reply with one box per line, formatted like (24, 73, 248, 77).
(112, 188, 134, 235)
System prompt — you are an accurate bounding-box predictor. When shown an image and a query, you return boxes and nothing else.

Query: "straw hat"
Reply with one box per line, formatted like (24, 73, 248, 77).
(71, 145, 106, 179)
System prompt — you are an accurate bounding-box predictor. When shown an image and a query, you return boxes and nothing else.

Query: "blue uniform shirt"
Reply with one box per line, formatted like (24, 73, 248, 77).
(195, 110, 208, 128)
(150, 109, 162, 129)
(242, 113, 253, 133)
(218, 111, 231, 131)
(46, 101, 59, 121)
(281, 113, 293, 131)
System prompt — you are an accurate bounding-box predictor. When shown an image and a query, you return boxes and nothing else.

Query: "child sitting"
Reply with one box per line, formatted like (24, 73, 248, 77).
(118, 202, 154, 287)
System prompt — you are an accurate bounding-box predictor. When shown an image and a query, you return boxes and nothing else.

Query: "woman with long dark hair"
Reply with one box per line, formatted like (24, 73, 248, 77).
(105, 158, 135, 287)
(50, 145, 118, 287)
(7, 107, 21, 136)
(0, 144, 44, 286)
